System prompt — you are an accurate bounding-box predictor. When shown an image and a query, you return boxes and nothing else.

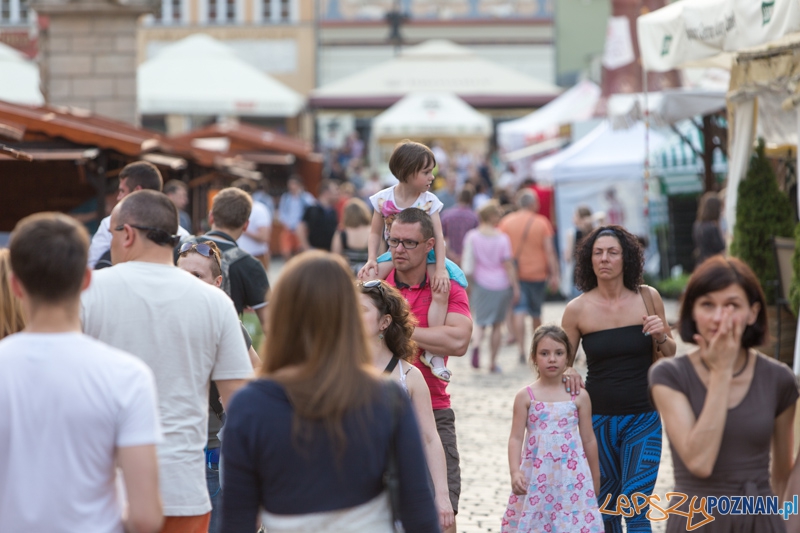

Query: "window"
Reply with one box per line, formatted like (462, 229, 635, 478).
(0, 0, 29, 25)
(157, 0, 183, 24)
(260, 0, 294, 23)
(225, 0, 236, 21)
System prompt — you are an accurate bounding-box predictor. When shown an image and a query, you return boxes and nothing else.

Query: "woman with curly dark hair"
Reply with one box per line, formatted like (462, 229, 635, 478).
(359, 280, 454, 532)
(561, 225, 676, 533)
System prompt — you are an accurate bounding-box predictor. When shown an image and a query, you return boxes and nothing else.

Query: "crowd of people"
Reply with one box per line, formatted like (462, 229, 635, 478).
(1, 136, 800, 533)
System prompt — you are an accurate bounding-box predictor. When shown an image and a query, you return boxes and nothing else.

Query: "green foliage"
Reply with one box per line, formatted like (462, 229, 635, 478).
(790, 222, 800, 316)
(730, 139, 795, 305)
(655, 273, 691, 300)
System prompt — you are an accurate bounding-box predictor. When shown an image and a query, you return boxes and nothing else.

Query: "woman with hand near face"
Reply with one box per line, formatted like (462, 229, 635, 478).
(650, 257, 797, 533)
(561, 226, 676, 533)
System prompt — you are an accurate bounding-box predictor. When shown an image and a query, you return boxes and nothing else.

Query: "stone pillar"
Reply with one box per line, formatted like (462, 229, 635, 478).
(32, 0, 154, 124)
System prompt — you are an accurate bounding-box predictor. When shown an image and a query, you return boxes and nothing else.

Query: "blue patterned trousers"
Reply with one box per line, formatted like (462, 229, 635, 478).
(593, 411, 662, 533)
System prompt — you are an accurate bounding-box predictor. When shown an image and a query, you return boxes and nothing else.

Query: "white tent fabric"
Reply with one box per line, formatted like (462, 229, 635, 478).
(532, 121, 669, 294)
(533, 121, 668, 184)
(638, 0, 800, 72)
(138, 34, 304, 117)
(310, 40, 561, 104)
(607, 88, 726, 129)
(0, 43, 43, 106)
(371, 92, 492, 138)
(497, 80, 600, 153)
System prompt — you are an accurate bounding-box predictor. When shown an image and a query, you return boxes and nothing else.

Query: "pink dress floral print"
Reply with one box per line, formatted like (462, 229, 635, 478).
(501, 387, 603, 533)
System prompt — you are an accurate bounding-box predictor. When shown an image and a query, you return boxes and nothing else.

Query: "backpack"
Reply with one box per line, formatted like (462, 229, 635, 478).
(181, 235, 250, 298)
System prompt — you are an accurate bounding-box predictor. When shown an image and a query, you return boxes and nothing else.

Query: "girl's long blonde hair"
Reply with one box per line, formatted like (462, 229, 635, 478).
(0, 249, 24, 339)
(261, 251, 379, 450)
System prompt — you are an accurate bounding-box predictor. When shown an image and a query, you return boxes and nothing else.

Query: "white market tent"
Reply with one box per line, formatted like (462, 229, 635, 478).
(532, 121, 669, 293)
(607, 87, 726, 129)
(372, 92, 492, 138)
(370, 91, 492, 167)
(309, 40, 562, 108)
(637, 0, 800, 73)
(637, 0, 800, 240)
(138, 34, 304, 117)
(497, 80, 601, 157)
(0, 42, 43, 106)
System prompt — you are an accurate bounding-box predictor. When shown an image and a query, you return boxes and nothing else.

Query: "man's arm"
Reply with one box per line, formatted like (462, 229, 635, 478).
(118, 445, 163, 533)
(87, 216, 112, 268)
(412, 312, 472, 357)
(217, 379, 250, 410)
(543, 233, 560, 292)
(297, 221, 310, 251)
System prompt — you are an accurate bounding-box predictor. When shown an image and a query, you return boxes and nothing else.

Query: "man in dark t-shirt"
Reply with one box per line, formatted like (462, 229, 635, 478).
(187, 188, 270, 333)
(298, 179, 339, 252)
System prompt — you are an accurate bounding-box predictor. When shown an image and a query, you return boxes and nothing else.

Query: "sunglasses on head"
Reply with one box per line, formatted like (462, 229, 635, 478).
(179, 242, 216, 258)
(360, 279, 386, 296)
(179, 241, 222, 270)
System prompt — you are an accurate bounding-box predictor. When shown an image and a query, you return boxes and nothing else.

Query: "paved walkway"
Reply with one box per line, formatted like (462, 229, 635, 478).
(266, 259, 680, 532)
(448, 299, 683, 533)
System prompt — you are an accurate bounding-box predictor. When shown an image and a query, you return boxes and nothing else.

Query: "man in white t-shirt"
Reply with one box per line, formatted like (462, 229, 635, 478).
(88, 161, 189, 269)
(233, 178, 272, 271)
(0, 212, 162, 533)
(81, 190, 253, 533)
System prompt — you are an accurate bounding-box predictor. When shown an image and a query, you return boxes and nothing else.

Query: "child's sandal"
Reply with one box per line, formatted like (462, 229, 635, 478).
(421, 352, 451, 382)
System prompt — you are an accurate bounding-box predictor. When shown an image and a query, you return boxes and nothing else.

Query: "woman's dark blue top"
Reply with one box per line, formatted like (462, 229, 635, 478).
(220, 378, 439, 532)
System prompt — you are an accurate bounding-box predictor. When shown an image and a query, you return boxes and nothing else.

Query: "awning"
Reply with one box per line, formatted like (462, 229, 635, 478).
(503, 137, 568, 163)
(0, 148, 97, 162)
(608, 88, 726, 129)
(637, 0, 800, 72)
(497, 80, 600, 153)
(0, 42, 44, 106)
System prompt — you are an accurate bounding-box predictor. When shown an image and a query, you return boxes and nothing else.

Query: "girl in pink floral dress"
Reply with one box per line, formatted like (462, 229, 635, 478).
(502, 325, 603, 533)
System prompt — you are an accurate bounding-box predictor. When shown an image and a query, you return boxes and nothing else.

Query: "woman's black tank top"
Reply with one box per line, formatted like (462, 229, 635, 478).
(582, 325, 654, 415)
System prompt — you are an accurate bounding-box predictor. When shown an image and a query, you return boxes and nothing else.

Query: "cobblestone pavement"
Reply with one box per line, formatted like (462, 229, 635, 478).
(447, 299, 685, 533)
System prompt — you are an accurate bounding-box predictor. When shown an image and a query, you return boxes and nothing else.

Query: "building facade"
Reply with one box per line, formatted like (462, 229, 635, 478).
(138, 0, 315, 98)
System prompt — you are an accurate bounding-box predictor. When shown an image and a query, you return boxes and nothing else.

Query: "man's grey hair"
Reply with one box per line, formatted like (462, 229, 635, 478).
(516, 189, 539, 210)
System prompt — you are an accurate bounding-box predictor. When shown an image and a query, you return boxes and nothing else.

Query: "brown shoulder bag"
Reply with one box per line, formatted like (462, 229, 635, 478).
(640, 284, 664, 363)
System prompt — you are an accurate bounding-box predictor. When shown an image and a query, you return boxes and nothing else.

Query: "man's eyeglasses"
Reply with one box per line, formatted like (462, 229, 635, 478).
(114, 224, 180, 247)
(386, 238, 420, 249)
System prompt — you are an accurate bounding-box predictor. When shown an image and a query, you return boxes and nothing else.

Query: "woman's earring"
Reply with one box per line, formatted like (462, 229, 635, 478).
(379, 332, 385, 340)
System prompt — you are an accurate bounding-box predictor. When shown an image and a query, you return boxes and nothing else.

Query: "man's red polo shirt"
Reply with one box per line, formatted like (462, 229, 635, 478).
(387, 270, 471, 410)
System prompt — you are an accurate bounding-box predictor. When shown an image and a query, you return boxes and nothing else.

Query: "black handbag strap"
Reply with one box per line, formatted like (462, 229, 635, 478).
(384, 383, 404, 531)
(515, 215, 535, 264)
(383, 356, 400, 375)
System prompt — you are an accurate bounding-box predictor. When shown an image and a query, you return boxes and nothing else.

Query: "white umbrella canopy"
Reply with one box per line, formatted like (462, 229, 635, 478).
(0, 42, 43, 106)
(638, 0, 800, 72)
(138, 34, 304, 117)
(372, 92, 492, 138)
(310, 39, 561, 107)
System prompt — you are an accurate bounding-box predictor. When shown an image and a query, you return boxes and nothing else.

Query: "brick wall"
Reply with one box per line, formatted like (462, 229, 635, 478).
(38, 8, 148, 124)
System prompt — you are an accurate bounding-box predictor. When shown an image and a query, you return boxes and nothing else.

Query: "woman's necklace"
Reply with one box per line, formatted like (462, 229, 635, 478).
(699, 349, 751, 377)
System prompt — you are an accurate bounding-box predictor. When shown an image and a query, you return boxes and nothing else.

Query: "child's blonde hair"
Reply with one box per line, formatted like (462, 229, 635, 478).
(530, 324, 573, 367)
(388, 140, 436, 182)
